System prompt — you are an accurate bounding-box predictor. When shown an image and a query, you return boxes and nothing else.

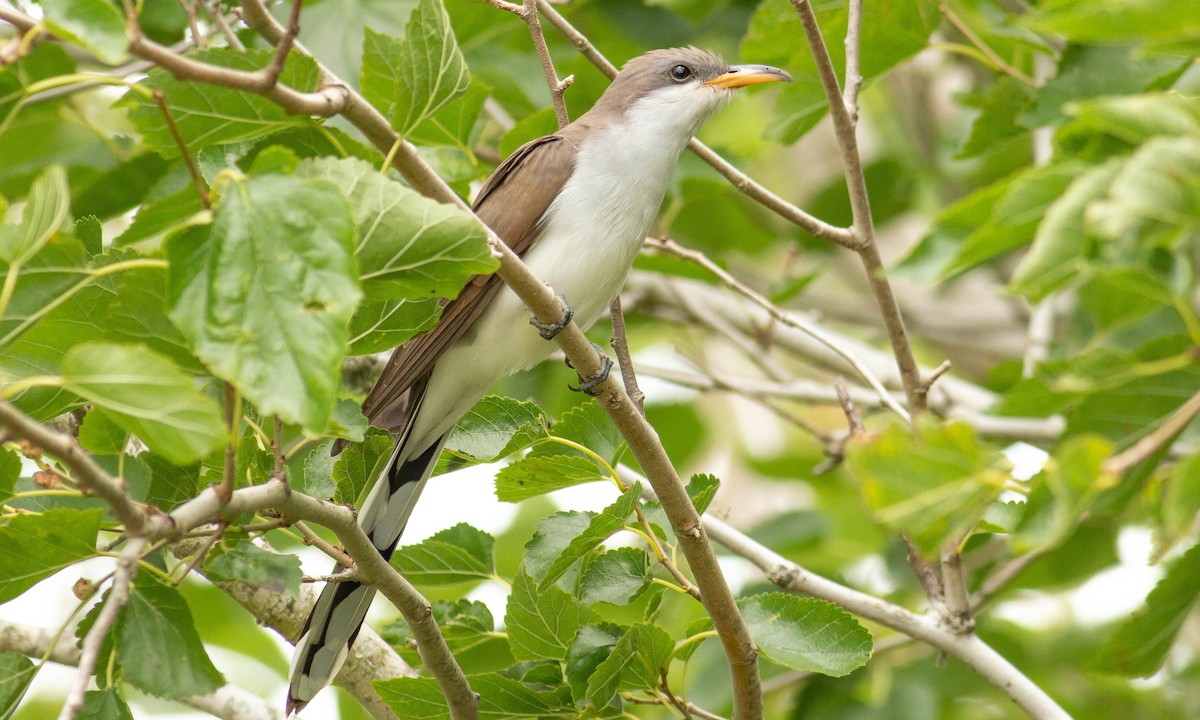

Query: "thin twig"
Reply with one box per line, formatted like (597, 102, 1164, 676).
(262, 0, 303, 89)
(271, 415, 285, 480)
(1104, 385, 1200, 475)
(789, 0, 926, 417)
(219, 382, 238, 503)
(938, 4, 1037, 86)
(296, 520, 353, 568)
(940, 548, 974, 633)
(152, 89, 209, 207)
(834, 377, 864, 435)
(842, 0, 863, 117)
(646, 237, 910, 422)
(203, 0, 245, 51)
(486, 0, 573, 127)
(176, 0, 206, 50)
(58, 537, 147, 720)
(610, 297, 646, 415)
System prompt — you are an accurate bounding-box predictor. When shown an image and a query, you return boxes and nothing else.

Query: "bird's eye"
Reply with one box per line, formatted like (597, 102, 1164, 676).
(669, 64, 693, 82)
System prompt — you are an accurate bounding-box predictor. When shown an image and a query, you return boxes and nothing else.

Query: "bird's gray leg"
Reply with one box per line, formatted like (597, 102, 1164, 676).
(529, 293, 574, 339)
(566, 343, 613, 397)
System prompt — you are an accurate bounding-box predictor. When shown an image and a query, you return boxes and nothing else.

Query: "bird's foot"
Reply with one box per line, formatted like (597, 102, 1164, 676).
(567, 343, 613, 396)
(530, 293, 574, 340)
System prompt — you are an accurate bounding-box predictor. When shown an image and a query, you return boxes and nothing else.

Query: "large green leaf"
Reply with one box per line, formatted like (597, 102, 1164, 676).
(294, 157, 495, 301)
(1025, 0, 1200, 47)
(166, 174, 361, 431)
(348, 298, 441, 355)
(739, 593, 872, 676)
(537, 483, 642, 591)
(114, 576, 225, 698)
(40, 0, 128, 65)
(360, 0, 472, 135)
(584, 622, 674, 706)
(125, 49, 320, 155)
(204, 539, 301, 596)
(505, 570, 593, 662)
(494, 455, 608, 503)
(0, 508, 101, 603)
(60, 343, 225, 465)
(1087, 136, 1200, 246)
(392, 523, 496, 584)
(444, 395, 548, 465)
(845, 421, 1009, 557)
(577, 547, 652, 606)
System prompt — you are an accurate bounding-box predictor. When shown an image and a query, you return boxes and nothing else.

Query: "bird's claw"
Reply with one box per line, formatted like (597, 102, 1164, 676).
(567, 344, 613, 396)
(529, 293, 574, 340)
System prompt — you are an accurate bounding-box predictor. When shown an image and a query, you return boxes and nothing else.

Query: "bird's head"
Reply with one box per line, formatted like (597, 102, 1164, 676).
(586, 47, 792, 138)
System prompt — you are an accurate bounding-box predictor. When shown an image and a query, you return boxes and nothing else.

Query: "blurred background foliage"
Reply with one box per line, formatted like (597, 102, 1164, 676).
(2, 0, 1200, 718)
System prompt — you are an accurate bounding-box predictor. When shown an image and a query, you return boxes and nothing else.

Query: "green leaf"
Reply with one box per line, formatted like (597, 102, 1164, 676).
(1015, 435, 1115, 552)
(538, 483, 642, 591)
(505, 570, 593, 661)
(78, 408, 128, 456)
(536, 402, 624, 465)
(584, 622, 674, 705)
(114, 188, 208, 247)
(1022, 44, 1189, 127)
(1085, 136, 1200, 246)
(1160, 452, 1200, 556)
(125, 49, 319, 155)
(40, 0, 128, 65)
(60, 343, 225, 465)
(845, 421, 1009, 558)
(1068, 92, 1200, 145)
(142, 454, 200, 512)
(303, 441, 337, 499)
(382, 599, 496, 658)
(445, 395, 548, 464)
(392, 523, 495, 584)
(333, 426, 395, 505)
(374, 673, 574, 719)
(4, 164, 69, 265)
(1010, 160, 1123, 300)
(565, 624, 622, 703)
(166, 173, 361, 432)
(0, 448, 18, 506)
(1096, 542, 1200, 676)
(739, 593, 872, 676)
(741, 0, 933, 143)
(75, 215, 102, 256)
(205, 539, 301, 596)
(0, 652, 35, 716)
(0, 508, 101, 603)
(522, 511, 594, 582)
(294, 157, 495, 302)
(114, 576, 225, 698)
(325, 398, 370, 443)
(78, 688, 134, 719)
(685, 473, 719, 516)
(578, 547, 652, 606)
(495, 455, 607, 503)
(348, 298, 441, 355)
(1025, 0, 1200, 46)
(958, 76, 1037, 159)
(362, 0, 472, 135)
(73, 153, 169, 222)
(407, 76, 490, 150)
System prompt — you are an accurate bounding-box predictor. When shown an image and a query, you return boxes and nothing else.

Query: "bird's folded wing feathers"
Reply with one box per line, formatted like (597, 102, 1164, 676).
(359, 134, 580, 434)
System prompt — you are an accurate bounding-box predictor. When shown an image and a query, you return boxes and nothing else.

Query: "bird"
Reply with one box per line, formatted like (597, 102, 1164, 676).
(286, 46, 791, 713)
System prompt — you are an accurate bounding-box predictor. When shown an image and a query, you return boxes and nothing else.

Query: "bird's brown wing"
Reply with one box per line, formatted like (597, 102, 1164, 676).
(357, 134, 579, 437)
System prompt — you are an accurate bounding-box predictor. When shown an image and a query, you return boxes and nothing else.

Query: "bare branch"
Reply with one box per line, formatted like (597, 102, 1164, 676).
(1104, 384, 1200, 475)
(843, 0, 863, 116)
(789, 0, 926, 416)
(834, 376, 864, 435)
(940, 547, 974, 633)
(610, 296, 646, 415)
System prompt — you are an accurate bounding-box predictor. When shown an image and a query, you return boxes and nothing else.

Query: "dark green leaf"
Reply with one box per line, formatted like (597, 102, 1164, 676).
(538, 483, 642, 591)
(578, 547, 652, 606)
(958, 76, 1037, 159)
(72, 153, 170, 221)
(125, 49, 319, 155)
(113, 188, 207, 247)
(60, 343, 225, 465)
(78, 688, 134, 720)
(374, 672, 574, 719)
(537, 402, 623, 465)
(325, 398, 370, 443)
(166, 173, 361, 432)
(505, 570, 593, 661)
(522, 511, 594, 582)
(565, 624, 621, 703)
(0, 508, 101, 603)
(78, 408, 128, 456)
(0, 652, 35, 716)
(392, 523, 496, 584)
(584, 622, 674, 705)
(333, 426, 395, 504)
(74, 216, 102, 256)
(686, 473, 719, 515)
(739, 593, 872, 676)
(142, 454, 200, 512)
(114, 576, 225, 698)
(382, 599, 497, 658)
(1096, 542, 1200, 676)
(495, 455, 607, 503)
(205, 539, 301, 596)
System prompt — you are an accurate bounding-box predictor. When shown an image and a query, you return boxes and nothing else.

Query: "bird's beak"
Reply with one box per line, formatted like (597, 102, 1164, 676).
(702, 64, 793, 89)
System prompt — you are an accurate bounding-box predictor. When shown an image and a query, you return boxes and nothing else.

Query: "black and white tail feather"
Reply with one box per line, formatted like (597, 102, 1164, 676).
(286, 397, 447, 715)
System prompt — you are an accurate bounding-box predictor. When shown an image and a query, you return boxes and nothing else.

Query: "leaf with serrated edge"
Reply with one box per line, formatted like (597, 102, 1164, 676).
(523, 511, 594, 582)
(0, 509, 101, 604)
(584, 623, 674, 705)
(60, 343, 225, 465)
(333, 427, 395, 505)
(739, 593, 872, 676)
(495, 455, 606, 503)
(446, 395, 548, 464)
(392, 523, 495, 584)
(166, 174, 360, 432)
(374, 673, 574, 719)
(294, 157, 494, 301)
(578, 547, 652, 606)
(390, 0, 472, 135)
(538, 483, 641, 591)
(505, 571, 593, 661)
(205, 539, 301, 596)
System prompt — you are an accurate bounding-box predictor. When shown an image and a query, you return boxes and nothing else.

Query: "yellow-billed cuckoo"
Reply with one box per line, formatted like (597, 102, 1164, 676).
(287, 47, 790, 712)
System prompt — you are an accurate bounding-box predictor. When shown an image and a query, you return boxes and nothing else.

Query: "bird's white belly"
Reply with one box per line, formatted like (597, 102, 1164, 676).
(408, 120, 684, 452)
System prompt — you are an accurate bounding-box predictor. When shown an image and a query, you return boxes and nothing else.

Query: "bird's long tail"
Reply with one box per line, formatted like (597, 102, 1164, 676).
(286, 417, 447, 714)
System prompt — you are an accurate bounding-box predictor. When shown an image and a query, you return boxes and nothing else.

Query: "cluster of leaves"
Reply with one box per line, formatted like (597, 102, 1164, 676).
(3, 0, 1200, 718)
